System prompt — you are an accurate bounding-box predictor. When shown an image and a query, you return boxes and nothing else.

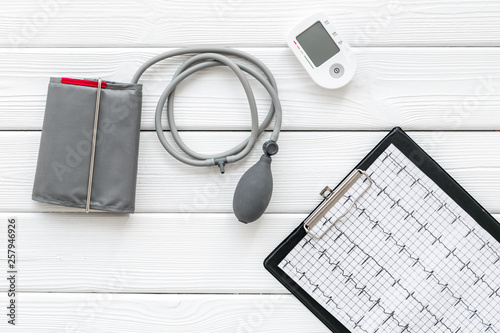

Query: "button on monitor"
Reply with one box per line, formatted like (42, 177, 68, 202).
(329, 63, 344, 78)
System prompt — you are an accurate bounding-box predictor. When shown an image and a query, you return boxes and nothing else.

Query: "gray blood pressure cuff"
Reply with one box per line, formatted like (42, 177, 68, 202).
(32, 77, 142, 213)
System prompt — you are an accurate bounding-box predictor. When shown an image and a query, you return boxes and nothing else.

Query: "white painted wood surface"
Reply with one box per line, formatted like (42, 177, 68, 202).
(3, 131, 500, 214)
(3, 0, 500, 47)
(0, 213, 499, 295)
(1, 1, 499, 332)
(2, 48, 500, 131)
(0, 293, 331, 332)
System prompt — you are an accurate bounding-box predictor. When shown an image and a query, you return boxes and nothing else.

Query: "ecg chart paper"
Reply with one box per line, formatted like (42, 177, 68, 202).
(279, 144, 500, 333)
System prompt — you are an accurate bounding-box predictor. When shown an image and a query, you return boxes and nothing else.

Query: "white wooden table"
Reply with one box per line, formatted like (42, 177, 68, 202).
(1, 1, 499, 332)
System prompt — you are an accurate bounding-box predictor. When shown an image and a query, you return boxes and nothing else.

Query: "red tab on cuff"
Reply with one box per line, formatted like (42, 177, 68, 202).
(61, 78, 107, 89)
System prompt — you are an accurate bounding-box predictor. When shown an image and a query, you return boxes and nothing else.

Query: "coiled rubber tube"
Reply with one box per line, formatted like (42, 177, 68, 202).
(131, 47, 282, 172)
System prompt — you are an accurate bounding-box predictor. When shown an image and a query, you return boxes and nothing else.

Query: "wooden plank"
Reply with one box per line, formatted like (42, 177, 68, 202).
(0, 213, 497, 294)
(2, 48, 500, 131)
(2, 1, 500, 47)
(1, 131, 499, 214)
(0, 213, 299, 293)
(0, 293, 330, 332)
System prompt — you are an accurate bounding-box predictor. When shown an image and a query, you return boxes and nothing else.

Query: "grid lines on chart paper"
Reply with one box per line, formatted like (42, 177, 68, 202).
(279, 144, 500, 333)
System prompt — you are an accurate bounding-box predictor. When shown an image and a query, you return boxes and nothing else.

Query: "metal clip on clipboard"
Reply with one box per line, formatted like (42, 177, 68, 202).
(304, 169, 373, 239)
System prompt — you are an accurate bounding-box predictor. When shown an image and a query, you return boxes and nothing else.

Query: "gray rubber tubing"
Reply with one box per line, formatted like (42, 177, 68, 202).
(131, 47, 282, 168)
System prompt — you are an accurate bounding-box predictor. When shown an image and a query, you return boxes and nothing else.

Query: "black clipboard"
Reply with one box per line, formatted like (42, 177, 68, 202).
(264, 127, 500, 333)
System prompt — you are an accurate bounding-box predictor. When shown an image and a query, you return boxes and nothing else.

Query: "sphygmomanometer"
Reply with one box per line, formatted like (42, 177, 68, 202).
(131, 47, 282, 223)
(32, 15, 355, 219)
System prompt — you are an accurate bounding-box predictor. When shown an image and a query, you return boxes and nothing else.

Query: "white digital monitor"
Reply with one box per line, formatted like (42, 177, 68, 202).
(286, 13, 356, 89)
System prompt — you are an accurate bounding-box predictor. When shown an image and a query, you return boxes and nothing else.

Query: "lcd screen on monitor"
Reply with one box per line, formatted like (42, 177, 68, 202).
(296, 21, 340, 67)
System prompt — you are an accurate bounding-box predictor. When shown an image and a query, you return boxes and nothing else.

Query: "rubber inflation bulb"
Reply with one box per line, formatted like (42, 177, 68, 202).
(233, 155, 273, 223)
